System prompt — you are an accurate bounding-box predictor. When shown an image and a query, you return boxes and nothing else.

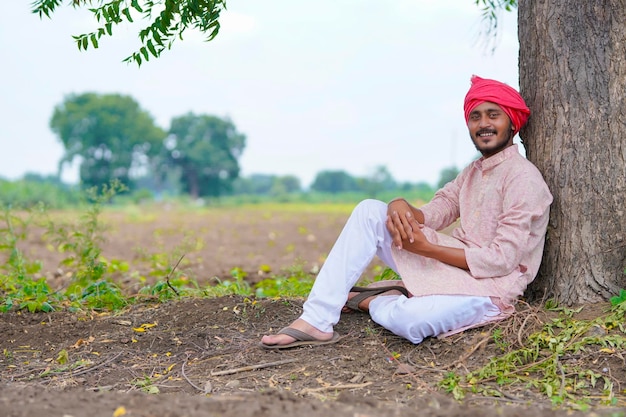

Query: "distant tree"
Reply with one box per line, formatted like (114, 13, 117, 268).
(0, 177, 80, 208)
(166, 113, 246, 199)
(232, 174, 301, 196)
(359, 165, 396, 198)
(22, 172, 65, 186)
(436, 166, 460, 189)
(50, 93, 165, 190)
(400, 181, 433, 194)
(132, 166, 182, 198)
(311, 170, 359, 194)
(232, 174, 274, 195)
(271, 175, 301, 195)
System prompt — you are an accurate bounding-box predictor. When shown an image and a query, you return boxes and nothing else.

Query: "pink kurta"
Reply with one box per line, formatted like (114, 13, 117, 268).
(392, 145, 553, 315)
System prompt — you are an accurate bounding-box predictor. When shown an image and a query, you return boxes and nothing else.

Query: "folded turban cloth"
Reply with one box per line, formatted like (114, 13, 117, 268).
(463, 75, 531, 136)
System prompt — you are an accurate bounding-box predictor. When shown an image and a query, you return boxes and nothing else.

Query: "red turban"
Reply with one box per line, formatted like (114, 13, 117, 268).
(463, 75, 530, 136)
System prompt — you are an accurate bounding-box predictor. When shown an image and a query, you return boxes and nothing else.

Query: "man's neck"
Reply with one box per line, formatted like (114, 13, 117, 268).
(481, 142, 515, 159)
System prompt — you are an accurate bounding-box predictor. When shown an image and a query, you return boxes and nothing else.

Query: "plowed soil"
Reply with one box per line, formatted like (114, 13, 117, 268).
(0, 206, 624, 417)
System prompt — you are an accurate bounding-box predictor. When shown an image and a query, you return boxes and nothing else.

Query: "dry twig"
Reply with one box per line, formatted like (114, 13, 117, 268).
(181, 354, 205, 393)
(70, 351, 124, 377)
(443, 335, 491, 370)
(166, 254, 185, 296)
(300, 381, 373, 394)
(210, 358, 298, 376)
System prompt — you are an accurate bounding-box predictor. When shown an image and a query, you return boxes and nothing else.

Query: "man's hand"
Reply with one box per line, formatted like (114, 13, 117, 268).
(386, 199, 424, 249)
(386, 198, 469, 270)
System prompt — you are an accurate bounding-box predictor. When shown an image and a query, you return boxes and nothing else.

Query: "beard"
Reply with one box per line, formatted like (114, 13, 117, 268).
(471, 124, 514, 157)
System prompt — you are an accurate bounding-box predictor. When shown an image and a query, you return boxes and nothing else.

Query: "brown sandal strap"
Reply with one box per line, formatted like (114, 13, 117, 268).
(345, 285, 409, 312)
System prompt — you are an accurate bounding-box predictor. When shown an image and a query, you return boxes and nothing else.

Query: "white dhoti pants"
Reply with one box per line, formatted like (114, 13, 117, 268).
(300, 199, 500, 344)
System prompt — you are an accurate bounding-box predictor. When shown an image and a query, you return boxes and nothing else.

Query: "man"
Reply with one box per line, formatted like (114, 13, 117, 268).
(260, 75, 553, 348)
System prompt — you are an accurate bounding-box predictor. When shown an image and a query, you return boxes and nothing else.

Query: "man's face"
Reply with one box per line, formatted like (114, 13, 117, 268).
(467, 102, 514, 158)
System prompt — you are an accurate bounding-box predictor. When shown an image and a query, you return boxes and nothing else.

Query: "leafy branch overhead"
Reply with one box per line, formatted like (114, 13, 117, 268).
(31, 0, 226, 66)
(32, 0, 517, 66)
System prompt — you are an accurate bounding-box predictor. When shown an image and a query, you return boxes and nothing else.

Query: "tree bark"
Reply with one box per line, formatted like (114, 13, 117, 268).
(519, 1, 626, 304)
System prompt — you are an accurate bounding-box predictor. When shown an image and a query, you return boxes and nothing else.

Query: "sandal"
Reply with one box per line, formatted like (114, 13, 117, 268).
(344, 285, 410, 313)
(259, 327, 341, 350)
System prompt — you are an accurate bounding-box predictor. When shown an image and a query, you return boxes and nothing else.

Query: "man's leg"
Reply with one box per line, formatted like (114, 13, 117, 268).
(261, 199, 397, 346)
(368, 294, 499, 344)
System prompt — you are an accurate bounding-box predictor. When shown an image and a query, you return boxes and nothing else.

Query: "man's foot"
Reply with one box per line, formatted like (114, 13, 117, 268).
(343, 282, 409, 313)
(260, 318, 336, 349)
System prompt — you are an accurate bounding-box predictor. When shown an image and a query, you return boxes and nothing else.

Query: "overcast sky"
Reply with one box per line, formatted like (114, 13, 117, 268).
(0, 1, 519, 188)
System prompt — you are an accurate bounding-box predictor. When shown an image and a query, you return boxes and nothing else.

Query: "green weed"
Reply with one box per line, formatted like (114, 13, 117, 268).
(255, 263, 314, 298)
(0, 204, 56, 312)
(204, 267, 253, 297)
(439, 372, 465, 401)
(492, 328, 508, 352)
(373, 267, 401, 282)
(448, 297, 626, 408)
(131, 375, 160, 394)
(76, 280, 128, 311)
(45, 181, 126, 296)
(0, 181, 134, 312)
(610, 288, 626, 309)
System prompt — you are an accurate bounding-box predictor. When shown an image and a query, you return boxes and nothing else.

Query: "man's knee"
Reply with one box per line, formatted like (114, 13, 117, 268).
(353, 199, 387, 220)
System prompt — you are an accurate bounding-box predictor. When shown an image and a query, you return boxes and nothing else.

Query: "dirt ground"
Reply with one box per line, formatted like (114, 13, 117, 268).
(1, 206, 625, 417)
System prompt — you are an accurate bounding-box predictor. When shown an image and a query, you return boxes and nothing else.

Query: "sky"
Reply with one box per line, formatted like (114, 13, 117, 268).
(0, 1, 519, 188)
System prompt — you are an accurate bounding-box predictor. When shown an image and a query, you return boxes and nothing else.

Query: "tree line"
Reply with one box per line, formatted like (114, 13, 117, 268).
(35, 92, 457, 202)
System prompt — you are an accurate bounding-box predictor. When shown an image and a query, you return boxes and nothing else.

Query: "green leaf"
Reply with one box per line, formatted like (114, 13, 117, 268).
(107, 5, 117, 22)
(146, 39, 157, 57)
(131, 0, 143, 13)
(90, 33, 99, 49)
(122, 7, 133, 23)
(152, 29, 162, 45)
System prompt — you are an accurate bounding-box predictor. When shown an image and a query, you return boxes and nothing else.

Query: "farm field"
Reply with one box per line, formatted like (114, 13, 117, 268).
(0, 204, 624, 417)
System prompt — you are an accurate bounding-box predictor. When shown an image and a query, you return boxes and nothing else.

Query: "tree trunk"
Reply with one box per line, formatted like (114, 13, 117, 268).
(518, 1, 626, 304)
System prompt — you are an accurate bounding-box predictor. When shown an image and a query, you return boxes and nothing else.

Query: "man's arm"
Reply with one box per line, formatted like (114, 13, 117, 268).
(385, 210, 469, 270)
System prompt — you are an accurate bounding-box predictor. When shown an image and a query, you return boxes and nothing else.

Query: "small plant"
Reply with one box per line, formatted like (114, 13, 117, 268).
(610, 288, 626, 308)
(77, 280, 128, 311)
(131, 375, 160, 394)
(255, 263, 314, 298)
(45, 181, 126, 297)
(204, 267, 253, 297)
(138, 254, 201, 303)
(373, 267, 401, 282)
(439, 371, 465, 401)
(0, 204, 56, 312)
(492, 327, 508, 352)
(134, 233, 203, 300)
(364, 325, 381, 337)
(139, 277, 197, 302)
